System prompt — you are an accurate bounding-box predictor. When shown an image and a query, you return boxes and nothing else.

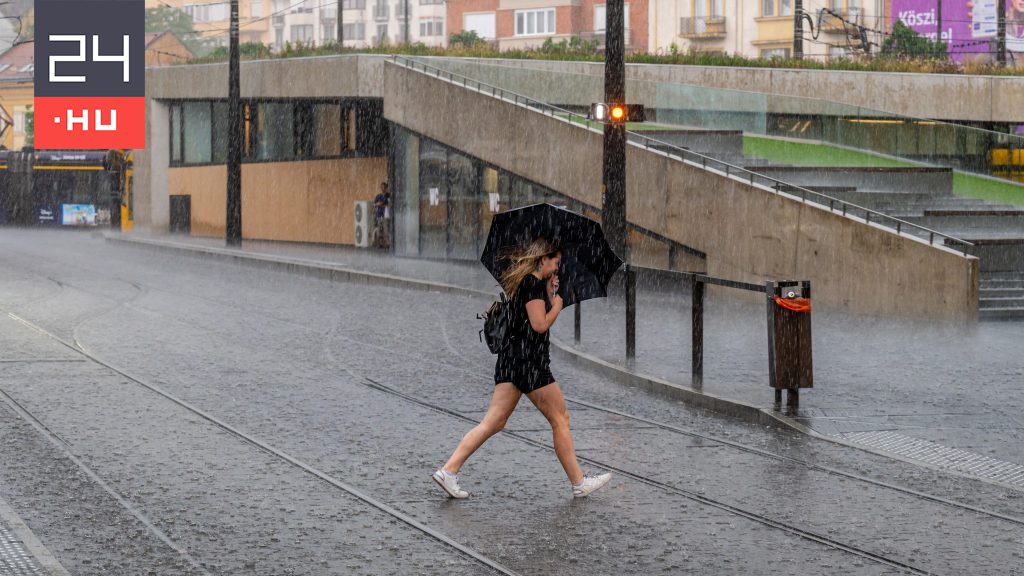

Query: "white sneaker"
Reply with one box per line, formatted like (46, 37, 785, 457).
(432, 469, 469, 499)
(572, 471, 612, 498)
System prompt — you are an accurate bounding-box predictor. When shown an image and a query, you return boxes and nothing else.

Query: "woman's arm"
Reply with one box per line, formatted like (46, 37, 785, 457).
(526, 296, 563, 334)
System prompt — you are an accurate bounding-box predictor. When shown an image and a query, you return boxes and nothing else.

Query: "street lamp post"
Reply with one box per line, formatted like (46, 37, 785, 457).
(226, 0, 242, 246)
(601, 0, 627, 262)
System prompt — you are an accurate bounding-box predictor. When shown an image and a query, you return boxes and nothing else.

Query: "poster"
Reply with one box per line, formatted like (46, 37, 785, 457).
(891, 0, 1023, 64)
(62, 204, 97, 226)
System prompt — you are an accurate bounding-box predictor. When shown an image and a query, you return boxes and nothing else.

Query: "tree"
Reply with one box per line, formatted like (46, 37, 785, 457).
(881, 21, 947, 59)
(145, 6, 209, 57)
(24, 106, 33, 148)
(449, 30, 486, 47)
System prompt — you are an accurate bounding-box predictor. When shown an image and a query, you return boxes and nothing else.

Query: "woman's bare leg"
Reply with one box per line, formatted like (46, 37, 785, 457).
(443, 383, 521, 474)
(527, 383, 584, 485)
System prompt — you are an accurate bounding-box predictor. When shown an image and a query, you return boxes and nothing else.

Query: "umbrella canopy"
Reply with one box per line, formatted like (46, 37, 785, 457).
(480, 203, 623, 307)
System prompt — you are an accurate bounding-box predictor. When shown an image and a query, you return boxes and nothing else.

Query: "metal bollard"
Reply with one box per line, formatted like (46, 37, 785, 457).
(625, 265, 636, 365)
(691, 279, 704, 389)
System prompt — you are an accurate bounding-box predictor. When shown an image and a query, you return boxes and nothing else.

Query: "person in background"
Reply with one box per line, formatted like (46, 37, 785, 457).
(372, 182, 391, 248)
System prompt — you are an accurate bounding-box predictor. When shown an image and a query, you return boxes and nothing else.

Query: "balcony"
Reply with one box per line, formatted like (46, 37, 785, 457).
(372, 3, 389, 20)
(272, 14, 285, 27)
(578, 28, 633, 51)
(680, 16, 726, 39)
(819, 8, 861, 33)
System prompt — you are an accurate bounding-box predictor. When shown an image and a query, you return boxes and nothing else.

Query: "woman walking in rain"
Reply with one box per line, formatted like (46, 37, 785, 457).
(433, 238, 612, 499)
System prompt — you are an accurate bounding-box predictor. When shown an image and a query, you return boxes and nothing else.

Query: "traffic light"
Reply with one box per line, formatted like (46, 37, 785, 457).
(589, 103, 646, 124)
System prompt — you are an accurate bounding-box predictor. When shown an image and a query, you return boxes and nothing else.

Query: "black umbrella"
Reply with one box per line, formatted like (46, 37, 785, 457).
(480, 203, 623, 307)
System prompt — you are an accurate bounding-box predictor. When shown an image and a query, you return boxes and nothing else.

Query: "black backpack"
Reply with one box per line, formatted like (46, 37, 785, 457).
(478, 292, 512, 354)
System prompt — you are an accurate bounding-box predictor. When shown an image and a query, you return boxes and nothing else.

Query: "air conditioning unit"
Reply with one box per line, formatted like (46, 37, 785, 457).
(354, 201, 369, 247)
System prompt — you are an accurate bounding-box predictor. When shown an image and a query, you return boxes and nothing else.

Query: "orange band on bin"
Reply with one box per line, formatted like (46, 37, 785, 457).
(774, 296, 811, 313)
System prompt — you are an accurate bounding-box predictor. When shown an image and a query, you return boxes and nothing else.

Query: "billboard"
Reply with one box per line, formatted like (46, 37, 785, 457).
(891, 0, 1024, 64)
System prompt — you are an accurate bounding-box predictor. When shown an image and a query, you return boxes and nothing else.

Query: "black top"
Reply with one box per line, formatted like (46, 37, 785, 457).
(506, 274, 551, 360)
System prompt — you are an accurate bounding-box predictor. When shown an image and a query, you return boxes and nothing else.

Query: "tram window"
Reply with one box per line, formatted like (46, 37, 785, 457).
(170, 104, 183, 163)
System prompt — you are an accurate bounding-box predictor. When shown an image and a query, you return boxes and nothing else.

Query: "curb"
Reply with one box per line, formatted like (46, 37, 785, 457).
(105, 234, 799, 430)
(0, 496, 72, 576)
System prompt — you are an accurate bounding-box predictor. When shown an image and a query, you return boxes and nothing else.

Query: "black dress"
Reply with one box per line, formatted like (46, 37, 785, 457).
(494, 274, 555, 394)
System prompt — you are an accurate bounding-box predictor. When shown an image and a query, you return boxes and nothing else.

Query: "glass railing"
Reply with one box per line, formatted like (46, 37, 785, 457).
(410, 57, 1024, 199)
(392, 55, 977, 254)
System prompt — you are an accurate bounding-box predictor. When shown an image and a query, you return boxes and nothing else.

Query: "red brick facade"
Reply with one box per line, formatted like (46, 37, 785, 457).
(447, 0, 648, 53)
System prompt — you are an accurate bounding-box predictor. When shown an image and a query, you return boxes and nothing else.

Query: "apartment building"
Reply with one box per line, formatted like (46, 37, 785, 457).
(447, 0, 650, 53)
(651, 0, 884, 59)
(148, 0, 447, 50)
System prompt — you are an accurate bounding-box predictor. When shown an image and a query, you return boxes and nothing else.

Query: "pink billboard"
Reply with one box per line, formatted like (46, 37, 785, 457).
(891, 0, 1024, 64)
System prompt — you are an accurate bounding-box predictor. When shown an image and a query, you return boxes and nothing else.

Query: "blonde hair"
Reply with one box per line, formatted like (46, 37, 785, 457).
(499, 238, 560, 297)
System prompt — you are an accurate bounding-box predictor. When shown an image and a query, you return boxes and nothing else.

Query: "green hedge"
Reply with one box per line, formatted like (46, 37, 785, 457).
(184, 41, 1024, 77)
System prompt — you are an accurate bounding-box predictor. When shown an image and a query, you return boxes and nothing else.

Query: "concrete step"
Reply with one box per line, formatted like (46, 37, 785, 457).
(979, 307, 1024, 320)
(979, 296, 1024, 309)
(742, 166, 954, 196)
(630, 129, 744, 156)
(946, 237, 1024, 273)
(979, 288, 1024, 298)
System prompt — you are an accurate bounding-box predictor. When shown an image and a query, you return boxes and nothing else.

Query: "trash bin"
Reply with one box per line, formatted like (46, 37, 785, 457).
(767, 281, 812, 406)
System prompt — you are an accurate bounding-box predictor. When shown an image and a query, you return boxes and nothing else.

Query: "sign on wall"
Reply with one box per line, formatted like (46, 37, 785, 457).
(33, 0, 145, 149)
(891, 0, 1024, 63)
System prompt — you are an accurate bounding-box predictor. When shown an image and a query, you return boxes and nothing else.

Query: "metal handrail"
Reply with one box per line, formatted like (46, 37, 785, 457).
(389, 55, 974, 256)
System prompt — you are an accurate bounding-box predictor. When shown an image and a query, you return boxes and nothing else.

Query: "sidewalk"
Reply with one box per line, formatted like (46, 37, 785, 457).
(0, 496, 70, 576)
(110, 232, 1024, 490)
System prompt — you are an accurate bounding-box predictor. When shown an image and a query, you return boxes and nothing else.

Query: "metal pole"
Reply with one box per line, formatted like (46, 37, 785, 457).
(997, 0, 1007, 67)
(793, 0, 803, 60)
(691, 279, 704, 389)
(405, 0, 410, 45)
(226, 0, 242, 247)
(766, 281, 779, 402)
(574, 301, 581, 344)
(936, 0, 942, 49)
(602, 0, 627, 262)
(337, 0, 343, 47)
(625, 265, 636, 365)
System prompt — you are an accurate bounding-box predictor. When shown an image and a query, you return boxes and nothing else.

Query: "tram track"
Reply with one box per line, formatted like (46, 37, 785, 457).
(1, 250, 1019, 574)
(0, 310, 523, 576)
(3, 306, 933, 575)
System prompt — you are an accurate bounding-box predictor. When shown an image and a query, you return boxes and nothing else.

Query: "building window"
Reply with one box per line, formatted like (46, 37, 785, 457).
(275, 28, 284, 48)
(761, 0, 774, 16)
(322, 24, 336, 41)
(515, 8, 555, 36)
(290, 24, 314, 43)
(373, 2, 389, 19)
(464, 13, 495, 39)
(343, 22, 366, 40)
(396, 0, 409, 19)
(183, 102, 213, 164)
(376, 24, 389, 44)
(780, 0, 791, 16)
(419, 19, 444, 37)
(184, 2, 229, 22)
(251, 0, 262, 17)
(419, 0, 443, 4)
(594, 4, 630, 32)
(342, 0, 366, 9)
(693, 0, 723, 18)
(761, 47, 791, 58)
(13, 111, 24, 133)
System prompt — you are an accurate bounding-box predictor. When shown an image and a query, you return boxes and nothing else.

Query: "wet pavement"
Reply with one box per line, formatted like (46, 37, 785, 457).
(1, 229, 1023, 574)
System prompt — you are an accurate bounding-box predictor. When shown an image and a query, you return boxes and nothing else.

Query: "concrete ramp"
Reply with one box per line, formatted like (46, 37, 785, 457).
(383, 59, 979, 321)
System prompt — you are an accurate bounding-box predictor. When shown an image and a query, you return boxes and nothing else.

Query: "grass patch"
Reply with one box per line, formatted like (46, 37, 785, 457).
(742, 135, 912, 168)
(953, 173, 1024, 206)
(744, 135, 1024, 206)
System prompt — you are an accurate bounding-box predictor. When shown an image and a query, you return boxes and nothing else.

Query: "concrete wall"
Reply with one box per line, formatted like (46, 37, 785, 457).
(168, 158, 387, 243)
(384, 62, 980, 320)
(419, 57, 1024, 124)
